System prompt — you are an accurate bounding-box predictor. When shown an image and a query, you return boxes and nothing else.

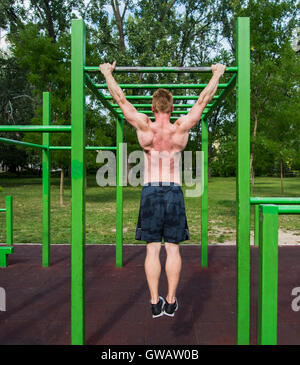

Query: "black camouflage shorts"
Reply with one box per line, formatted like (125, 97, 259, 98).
(135, 182, 190, 244)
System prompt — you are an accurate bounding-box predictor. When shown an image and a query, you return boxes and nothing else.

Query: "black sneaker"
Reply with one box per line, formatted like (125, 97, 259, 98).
(164, 298, 178, 317)
(151, 296, 165, 318)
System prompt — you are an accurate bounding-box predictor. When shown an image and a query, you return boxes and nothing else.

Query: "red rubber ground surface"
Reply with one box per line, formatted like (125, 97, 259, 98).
(0, 245, 299, 345)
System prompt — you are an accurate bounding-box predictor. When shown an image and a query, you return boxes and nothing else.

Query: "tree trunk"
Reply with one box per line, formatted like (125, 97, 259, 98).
(280, 160, 284, 196)
(60, 168, 64, 207)
(42, 0, 56, 43)
(111, 0, 127, 52)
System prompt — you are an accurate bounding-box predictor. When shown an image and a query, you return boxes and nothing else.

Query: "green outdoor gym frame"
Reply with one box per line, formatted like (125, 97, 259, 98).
(0, 17, 251, 345)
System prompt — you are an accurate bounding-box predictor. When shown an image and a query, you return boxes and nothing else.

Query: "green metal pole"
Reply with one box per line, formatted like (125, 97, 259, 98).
(105, 95, 220, 101)
(257, 205, 278, 345)
(201, 117, 208, 267)
(254, 204, 259, 247)
(85, 66, 238, 73)
(250, 197, 300, 205)
(95, 83, 228, 90)
(71, 18, 86, 345)
(0, 125, 71, 133)
(111, 103, 201, 108)
(42, 92, 51, 267)
(254, 204, 259, 246)
(6, 196, 13, 246)
(278, 205, 300, 214)
(236, 17, 251, 345)
(116, 116, 124, 268)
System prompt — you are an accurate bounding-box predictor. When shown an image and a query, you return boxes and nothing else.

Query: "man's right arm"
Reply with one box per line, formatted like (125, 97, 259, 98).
(175, 64, 226, 132)
(100, 62, 150, 132)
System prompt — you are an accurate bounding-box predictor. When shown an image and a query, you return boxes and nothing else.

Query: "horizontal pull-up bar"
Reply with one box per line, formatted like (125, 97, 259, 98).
(84, 66, 238, 73)
(95, 83, 228, 90)
(0, 209, 6, 212)
(0, 137, 45, 149)
(0, 125, 71, 133)
(250, 197, 300, 204)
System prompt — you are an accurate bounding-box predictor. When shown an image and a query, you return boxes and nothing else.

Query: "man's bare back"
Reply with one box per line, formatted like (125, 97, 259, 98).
(136, 113, 189, 184)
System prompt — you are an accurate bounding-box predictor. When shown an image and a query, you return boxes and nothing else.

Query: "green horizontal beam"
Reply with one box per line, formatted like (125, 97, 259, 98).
(85, 66, 238, 73)
(105, 95, 219, 101)
(84, 74, 120, 119)
(95, 83, 228, 90)
(111, 103, 207, 108)
(150, 116, 206, 121)
(0, 125, 71, 133)
(250, 197, 300, 205)
(49, 146, 117, 150)
(0, 137, 45, 149)
(278, 205, 300, 214)
(0, 208, 6, 212)
(117, 110, 191, 115)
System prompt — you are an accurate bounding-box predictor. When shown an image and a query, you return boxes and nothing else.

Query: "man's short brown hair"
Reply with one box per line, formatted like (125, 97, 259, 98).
(152, 88, 173, 114)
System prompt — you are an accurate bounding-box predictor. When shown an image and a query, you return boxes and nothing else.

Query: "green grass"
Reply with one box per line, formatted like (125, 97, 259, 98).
(0, 176, 299, 244)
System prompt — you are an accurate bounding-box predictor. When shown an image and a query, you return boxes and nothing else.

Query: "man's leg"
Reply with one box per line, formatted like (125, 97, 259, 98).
(145, 242, 162, 304)
(165, 242, 182, 303)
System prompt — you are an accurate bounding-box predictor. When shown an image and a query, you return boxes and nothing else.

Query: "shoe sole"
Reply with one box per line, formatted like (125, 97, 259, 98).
(152, 312, 164, 318)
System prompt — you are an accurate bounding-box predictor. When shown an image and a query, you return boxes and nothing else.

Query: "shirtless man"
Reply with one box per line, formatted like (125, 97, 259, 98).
(100, 61, 226, 318)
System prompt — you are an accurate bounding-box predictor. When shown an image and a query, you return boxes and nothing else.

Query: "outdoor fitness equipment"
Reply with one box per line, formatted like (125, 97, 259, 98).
(0, 17, 252, 346)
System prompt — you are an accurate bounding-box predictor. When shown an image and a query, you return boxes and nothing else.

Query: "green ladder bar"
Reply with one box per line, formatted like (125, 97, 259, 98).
(95, 83, 228, 90)
(116, 116, 124, 267)
(42, 92, 51, 267)
(0, 137, 45, 149)
(71, 18, 86, 345)
(105, 95, 220, 101)
(236, 17, 251, 345)
(201, 116, 208, 267)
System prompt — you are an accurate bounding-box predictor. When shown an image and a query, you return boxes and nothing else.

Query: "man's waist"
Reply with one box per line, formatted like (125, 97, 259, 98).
(143, 181, 181, 187)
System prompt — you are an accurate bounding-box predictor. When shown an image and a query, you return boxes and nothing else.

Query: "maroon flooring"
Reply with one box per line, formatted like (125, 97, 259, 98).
(0, 244, 299, 345)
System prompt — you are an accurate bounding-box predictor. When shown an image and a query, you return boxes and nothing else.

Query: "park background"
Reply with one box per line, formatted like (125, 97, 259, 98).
(0, 0, 299, 245)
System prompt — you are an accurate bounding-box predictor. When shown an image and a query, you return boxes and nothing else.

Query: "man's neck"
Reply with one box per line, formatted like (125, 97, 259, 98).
(154, 112, 171, 125)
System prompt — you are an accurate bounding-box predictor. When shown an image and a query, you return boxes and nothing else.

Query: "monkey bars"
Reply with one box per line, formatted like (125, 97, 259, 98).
(0, 17, 251, 346)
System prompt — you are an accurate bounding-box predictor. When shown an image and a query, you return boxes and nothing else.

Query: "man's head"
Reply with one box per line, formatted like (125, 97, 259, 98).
(152, 88, 174, 114)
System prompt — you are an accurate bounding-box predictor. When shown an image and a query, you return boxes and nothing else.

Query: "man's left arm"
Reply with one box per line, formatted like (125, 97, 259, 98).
(100, 62, 149, 131)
